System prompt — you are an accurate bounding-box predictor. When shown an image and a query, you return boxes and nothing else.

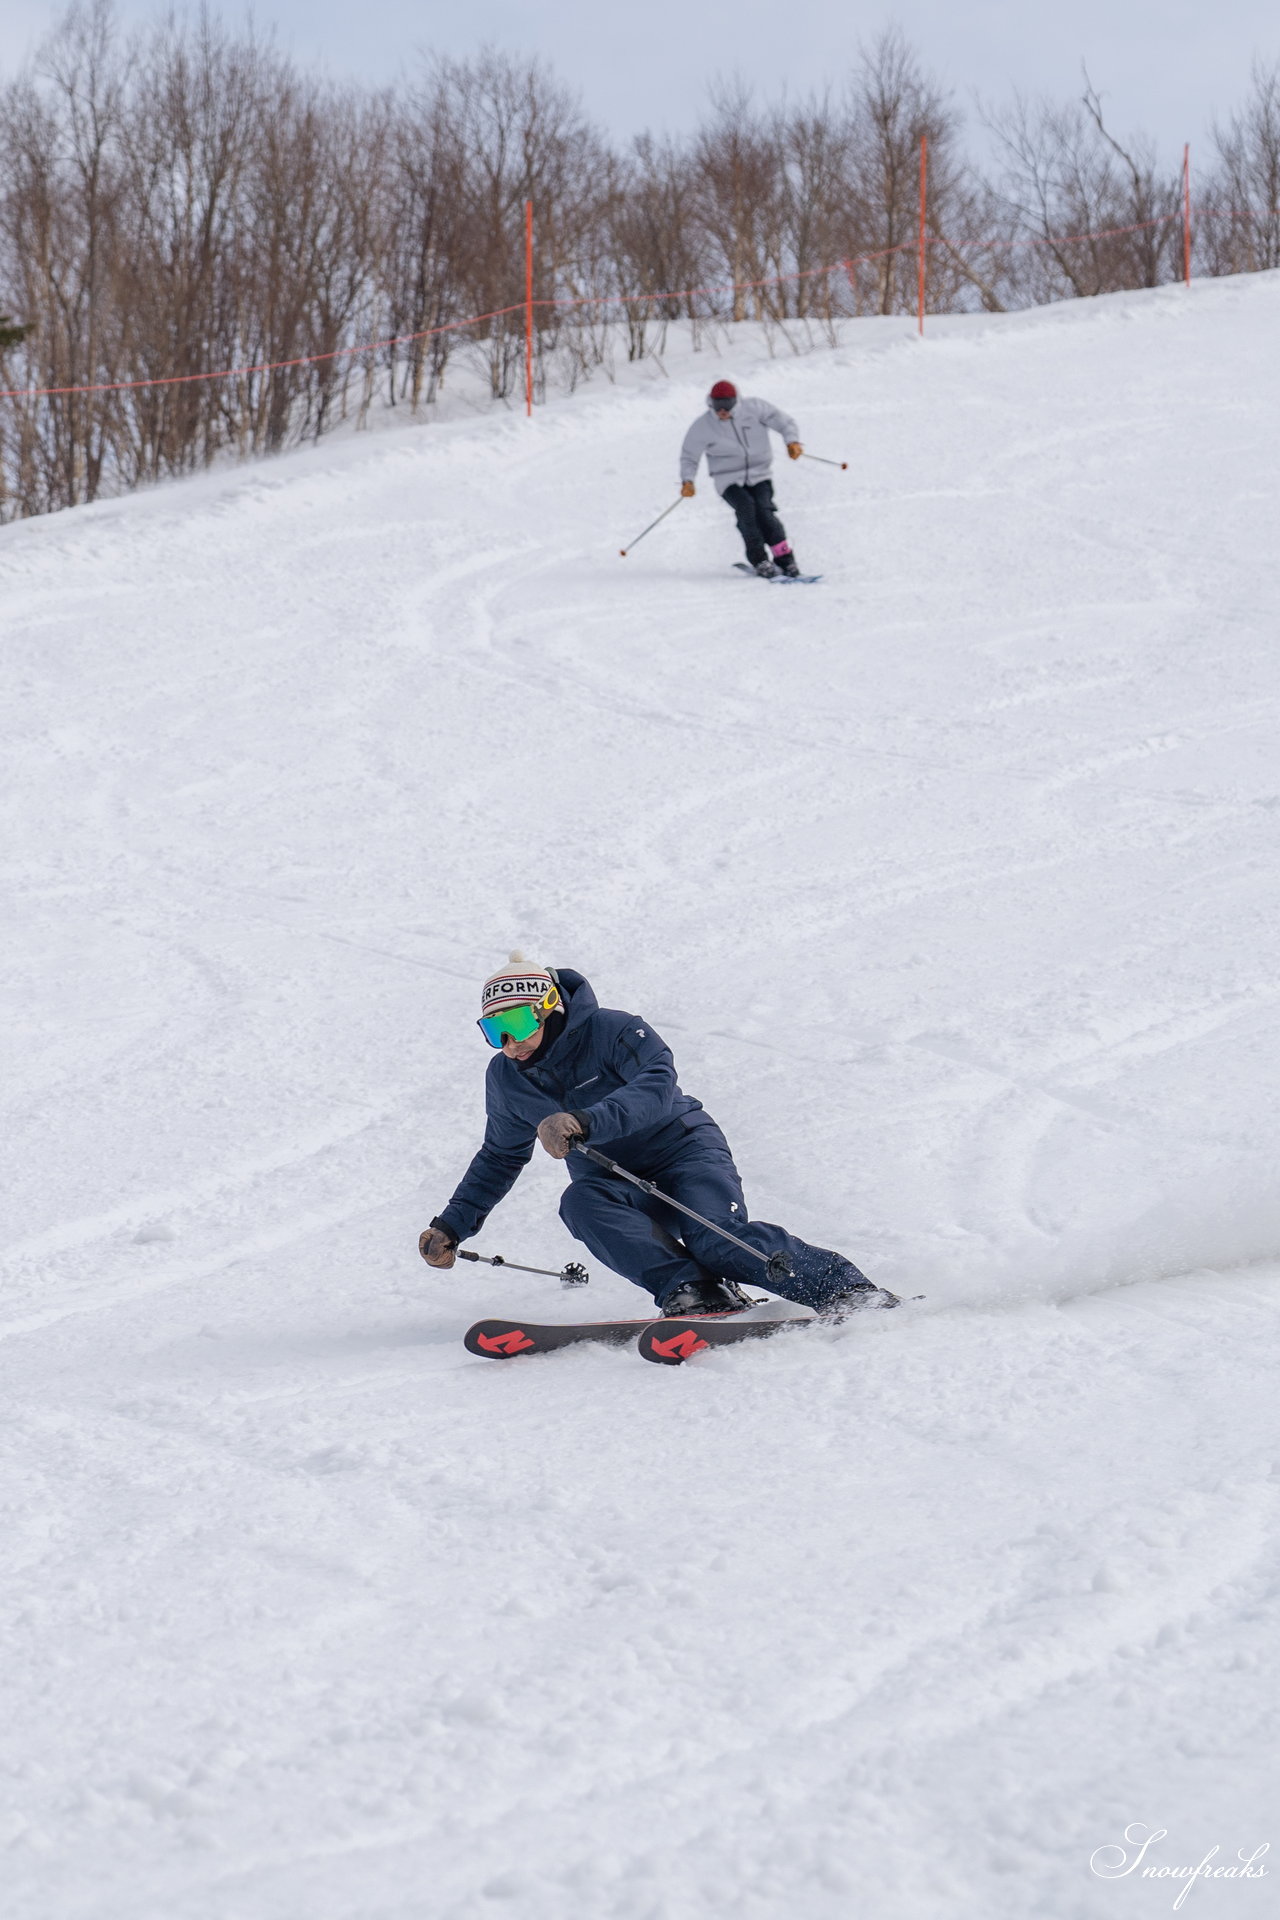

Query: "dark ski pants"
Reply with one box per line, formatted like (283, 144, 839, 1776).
(722, 479, 791, 566)
(558, 1120, 868, 1312)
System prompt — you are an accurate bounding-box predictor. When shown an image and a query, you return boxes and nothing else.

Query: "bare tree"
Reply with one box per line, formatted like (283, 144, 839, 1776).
(983, 72, 1179, 303)
(0, 5, 398, 515)
(1204, 60, 1280, 273)
(774, 98, 853, 327)
(0, 0, 132, 512)
(383, 76, 468, 408)
(843, 32, 960, 314)
(690, 85, 784, 322)
(403, 51, 611, 401)
(113, 11, 261, 482)
(608, 133, 709, 357)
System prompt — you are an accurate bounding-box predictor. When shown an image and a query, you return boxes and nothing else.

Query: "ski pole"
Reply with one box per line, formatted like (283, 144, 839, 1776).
(620, 492, 685, 557)
(570, 1143, 793, 1282)
(803, 453, 848, 470)
(457, 1249, 589, 1287)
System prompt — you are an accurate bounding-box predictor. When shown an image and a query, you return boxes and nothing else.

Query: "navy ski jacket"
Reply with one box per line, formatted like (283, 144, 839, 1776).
(436, 970, 712, 1243)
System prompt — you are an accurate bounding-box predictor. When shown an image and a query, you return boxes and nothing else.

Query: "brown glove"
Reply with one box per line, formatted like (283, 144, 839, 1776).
(680, 480, 696, 497)
(537, 1112, 585, 1160)
(787, 442, 803, 460)
(419, 1223, 458, 1268)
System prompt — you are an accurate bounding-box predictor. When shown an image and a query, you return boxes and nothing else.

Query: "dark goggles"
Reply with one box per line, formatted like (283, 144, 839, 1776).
(478, 984, 560, 1049)
(710, 393, 737, 411)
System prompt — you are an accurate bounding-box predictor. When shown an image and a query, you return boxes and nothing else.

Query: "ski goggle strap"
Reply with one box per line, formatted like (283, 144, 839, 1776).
(478, 984, 560, 1048)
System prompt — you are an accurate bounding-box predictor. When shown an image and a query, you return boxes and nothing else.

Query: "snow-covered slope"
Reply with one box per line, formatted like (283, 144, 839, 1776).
(3, 278, 1279, 1919)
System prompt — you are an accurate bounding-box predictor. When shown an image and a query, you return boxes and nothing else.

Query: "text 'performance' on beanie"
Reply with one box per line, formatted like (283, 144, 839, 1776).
(479, 950, 555, 1016)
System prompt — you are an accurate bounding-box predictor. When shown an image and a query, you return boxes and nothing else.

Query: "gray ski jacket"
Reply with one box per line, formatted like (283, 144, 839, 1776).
(679, 396, 800, 496)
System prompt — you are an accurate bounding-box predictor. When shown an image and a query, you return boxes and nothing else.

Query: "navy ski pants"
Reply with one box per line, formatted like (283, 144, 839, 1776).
(722, 479, 789, 566)
(558, 1120, 867, 1311)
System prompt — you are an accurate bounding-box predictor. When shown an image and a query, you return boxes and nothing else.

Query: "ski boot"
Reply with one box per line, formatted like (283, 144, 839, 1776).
(661, 1276, 753, 1317)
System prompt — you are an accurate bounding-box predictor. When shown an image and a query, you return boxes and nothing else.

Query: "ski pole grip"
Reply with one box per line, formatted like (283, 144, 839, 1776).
(457, 1249, 479, 1262)
(572, 1143, 612, 1170)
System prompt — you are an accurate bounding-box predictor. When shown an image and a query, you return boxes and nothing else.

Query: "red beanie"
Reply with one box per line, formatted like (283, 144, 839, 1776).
(709, 380, 737, 400)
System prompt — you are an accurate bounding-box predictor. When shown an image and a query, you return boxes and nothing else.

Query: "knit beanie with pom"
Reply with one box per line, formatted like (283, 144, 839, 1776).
(479, 951, 557, 1017)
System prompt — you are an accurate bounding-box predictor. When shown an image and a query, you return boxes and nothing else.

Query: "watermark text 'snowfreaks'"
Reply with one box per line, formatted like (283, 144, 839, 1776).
(1091, 1826, 1269, 1910)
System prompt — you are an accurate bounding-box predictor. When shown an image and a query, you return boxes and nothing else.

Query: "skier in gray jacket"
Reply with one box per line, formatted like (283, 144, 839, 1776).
(679, 379, 804, 577)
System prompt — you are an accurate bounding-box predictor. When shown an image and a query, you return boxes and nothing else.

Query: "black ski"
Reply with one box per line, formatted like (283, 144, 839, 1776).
(638, 1289, 909, 1364)
(638, 1314, 814, 1363)
(733, 562, 823, 584)
(464, 1316, 656, 1359)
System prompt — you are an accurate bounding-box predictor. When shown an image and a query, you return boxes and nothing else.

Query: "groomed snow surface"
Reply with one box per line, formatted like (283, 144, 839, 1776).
(4, 277, 1280, 1920)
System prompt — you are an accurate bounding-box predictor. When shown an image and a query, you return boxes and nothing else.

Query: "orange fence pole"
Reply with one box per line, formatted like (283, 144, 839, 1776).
(524, 199, 534, 417)
(918, 135, 928, 335)
(1182, 145, 1192, 286)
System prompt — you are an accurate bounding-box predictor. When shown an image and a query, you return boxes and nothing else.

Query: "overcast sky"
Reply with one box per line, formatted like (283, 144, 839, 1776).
(5, 0, 1279, 163)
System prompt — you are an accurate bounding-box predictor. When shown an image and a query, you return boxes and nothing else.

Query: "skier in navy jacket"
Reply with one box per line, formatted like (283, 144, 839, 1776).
(419, 955, 891, 1317)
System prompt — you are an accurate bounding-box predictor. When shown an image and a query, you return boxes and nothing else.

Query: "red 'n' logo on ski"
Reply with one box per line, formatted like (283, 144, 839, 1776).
(478, 1329, 537, 1355)
(649, 1329, 710, 1360)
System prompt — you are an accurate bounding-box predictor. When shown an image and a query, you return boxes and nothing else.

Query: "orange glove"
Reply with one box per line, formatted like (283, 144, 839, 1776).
(680, 480, 696, 497)
(787, 442, 803, 460)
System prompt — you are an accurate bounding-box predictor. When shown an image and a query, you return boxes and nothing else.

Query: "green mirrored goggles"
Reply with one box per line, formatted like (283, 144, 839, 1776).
(478, 986, 559, 1049)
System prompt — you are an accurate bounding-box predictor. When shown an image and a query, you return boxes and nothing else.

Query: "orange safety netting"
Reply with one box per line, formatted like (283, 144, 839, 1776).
(2, 207, 1272, 405)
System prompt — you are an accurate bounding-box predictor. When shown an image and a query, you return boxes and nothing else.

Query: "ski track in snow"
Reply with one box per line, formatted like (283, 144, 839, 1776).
(3, 277, 1280, 1917)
